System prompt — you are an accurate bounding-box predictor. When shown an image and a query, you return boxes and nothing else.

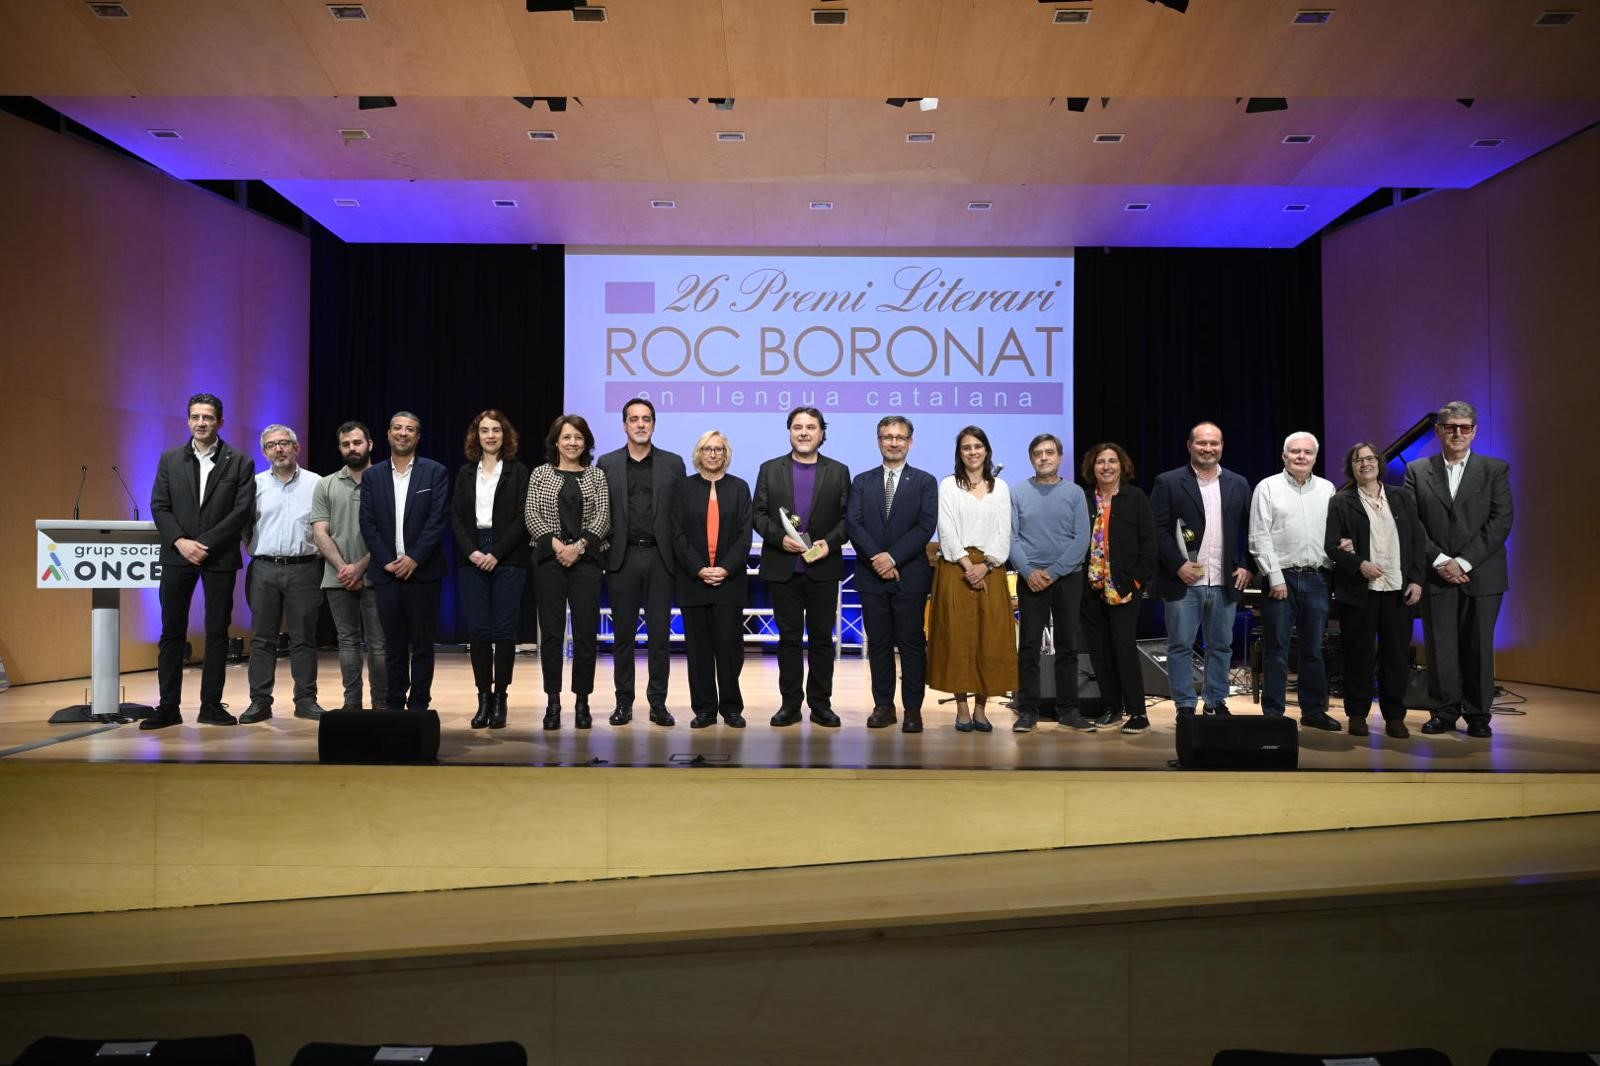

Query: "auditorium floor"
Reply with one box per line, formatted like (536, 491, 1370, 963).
(0, 652, 1596, 772)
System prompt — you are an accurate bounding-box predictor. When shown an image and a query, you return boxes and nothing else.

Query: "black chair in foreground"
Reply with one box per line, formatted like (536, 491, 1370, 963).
(1213, 1051, 1452, 1066)
(290, 1043, 526, 1066)
(1488, 1051, 1600, 1065)
(14, 1035, 254, 1065)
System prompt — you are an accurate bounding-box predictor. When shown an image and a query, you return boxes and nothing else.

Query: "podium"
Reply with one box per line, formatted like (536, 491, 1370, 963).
(36, 519, 162, 722)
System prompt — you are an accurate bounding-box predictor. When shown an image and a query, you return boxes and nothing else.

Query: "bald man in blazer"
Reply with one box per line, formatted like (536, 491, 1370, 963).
(1404, 400, 1513, 738)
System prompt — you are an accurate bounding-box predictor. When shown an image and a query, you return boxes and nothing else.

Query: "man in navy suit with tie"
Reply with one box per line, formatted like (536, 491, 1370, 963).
(1404, 400, 1514, 738)
(359, 411, 451, 711)
(847, 416, 939, 732)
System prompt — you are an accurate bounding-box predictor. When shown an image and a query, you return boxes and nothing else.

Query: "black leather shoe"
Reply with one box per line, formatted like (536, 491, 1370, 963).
(866, 705, 897, 728)
(492, 693, 510, 730)
(1301, 712, 1342, 732)
(723, 711, 747, 728)
(809, 708, 841, 728)
(543, 699, 561, 731)
(770, 706, 802, 727)
(690, 712, 718, 729)
(1347, 717, 1370, 737)
(471, 693, 492, 729)
(649, 705, 675, 727)
(237, 701, 271, 724)
(573, 698, 592, 729)
(1465, 719, 1493, 738)
(1420, 714, 1457, 735)
(902, 710, 923, 733)
(1385, 719, 1411, 739)
(608, 705, 633, 726)
(139, 706, 182, 730)
(293, 701, 325, 721)
(198, 703, 238, 726)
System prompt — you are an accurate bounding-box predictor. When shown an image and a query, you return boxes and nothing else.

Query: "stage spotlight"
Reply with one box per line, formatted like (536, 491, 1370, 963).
(526, 0, 584, 10)
(1240, 97, 1289, 113)
(1144, 0, 1189, 11)
(1065, 97, 1089, 112)
(1457, 98, 1476, 108)
(514, 96, 569, 112)
(919, 97, 939, 111)
(357, 96, 397, 110)
(711, 97, 735, 110)
(886, 98, 909, 108)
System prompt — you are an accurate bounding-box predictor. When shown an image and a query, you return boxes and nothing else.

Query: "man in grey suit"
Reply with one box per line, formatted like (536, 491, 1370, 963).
(1404, 400, 1514, 738)
(598, 398, 687, 727)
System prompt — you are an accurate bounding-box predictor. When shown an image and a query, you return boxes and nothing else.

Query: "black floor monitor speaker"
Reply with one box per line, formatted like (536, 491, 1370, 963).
(291, 1042, 526, 1066)
(1212, 1050, 1451, 1066)
(15, 1035, 255, 1065)
(1136, 637, 1172, 698)
(1176, 713, 1298, 770)
(1037, 651, 1102, 719)
(318, 708, 440, 763)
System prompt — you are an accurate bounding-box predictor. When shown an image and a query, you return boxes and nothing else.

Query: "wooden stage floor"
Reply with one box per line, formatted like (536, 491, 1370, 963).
(2, 651, 1596, 773)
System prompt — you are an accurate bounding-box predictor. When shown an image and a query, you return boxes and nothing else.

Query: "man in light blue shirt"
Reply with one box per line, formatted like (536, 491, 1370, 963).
(241, 424, 325, 723)
(1009, 433, 1091, 733)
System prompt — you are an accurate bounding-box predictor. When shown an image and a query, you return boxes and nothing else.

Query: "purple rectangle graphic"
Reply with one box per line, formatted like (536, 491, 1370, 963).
(604, 281, 655, 314)
(605, 380, 1062, 415)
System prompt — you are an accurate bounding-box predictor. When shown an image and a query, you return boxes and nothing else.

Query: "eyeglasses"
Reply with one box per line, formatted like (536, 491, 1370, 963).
(1353, 455, 1380, 465)
(878, 434, 909, 443)
(264, 440, 295, 450)
(1438, 423, 1476, 435)
(701, 446, 726, 454)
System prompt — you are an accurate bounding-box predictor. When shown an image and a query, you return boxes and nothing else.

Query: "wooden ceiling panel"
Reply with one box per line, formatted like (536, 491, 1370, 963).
(604, 181, 756, 246)
(63, 0, 334, 96)
(821, 97, 1003, 182)
(723, 0, 941, 98)
(503, 0, 732, 98)
(746, 183, 894, 247)
(285, 0, 528, 97)
(976, 97, 1175, 185)
(0, 0, 134, 95)
(652, 98, 829, 182)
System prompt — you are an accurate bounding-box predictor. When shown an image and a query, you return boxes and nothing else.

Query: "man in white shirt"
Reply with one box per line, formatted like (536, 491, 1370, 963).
(240, 425, 325, 723)
(1249, 431, 1339, 730)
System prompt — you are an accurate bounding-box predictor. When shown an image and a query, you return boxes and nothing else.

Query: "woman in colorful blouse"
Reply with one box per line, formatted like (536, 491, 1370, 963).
(1079, 442, 1158, 733)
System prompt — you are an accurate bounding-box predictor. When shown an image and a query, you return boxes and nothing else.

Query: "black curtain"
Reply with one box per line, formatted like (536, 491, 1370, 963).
(309, 236, 565, 643)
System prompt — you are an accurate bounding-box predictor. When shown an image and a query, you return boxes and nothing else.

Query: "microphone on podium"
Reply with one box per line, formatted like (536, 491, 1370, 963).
(72, 464, 88, 520)
(111, 464, 141, 520)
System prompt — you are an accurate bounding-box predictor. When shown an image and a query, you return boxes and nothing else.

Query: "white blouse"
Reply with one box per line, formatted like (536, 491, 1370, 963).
(474, 460, 503, 529)
(937, 475, 1011, 566)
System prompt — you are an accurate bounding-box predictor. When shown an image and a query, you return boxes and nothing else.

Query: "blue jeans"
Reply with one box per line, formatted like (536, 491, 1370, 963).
(1164, 584, 1238, 709)
(1260, 568, 1331, 717)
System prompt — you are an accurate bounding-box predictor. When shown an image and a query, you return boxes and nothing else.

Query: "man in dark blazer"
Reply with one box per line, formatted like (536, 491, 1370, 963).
(753, 405, 851, 727)
(1403, 400, 1514, 738)
(846, 415, 939, 733)
(597, 398, 687, 727)
(1150, 421, 1255, 716)
(359, 411, 450, 712)
(144, 392, 256, 729)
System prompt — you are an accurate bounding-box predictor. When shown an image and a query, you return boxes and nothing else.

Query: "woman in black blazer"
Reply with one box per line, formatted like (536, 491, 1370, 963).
(451, 410, 533, 730)
(1325, 442, 1426, 738)
(1078, 442, 1158, 733)
(671, 430, 753, 728)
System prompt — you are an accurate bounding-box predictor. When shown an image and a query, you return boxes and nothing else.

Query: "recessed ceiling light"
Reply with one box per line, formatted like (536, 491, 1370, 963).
(1053, 9, 1091, 25)
(1470, 137, 1504, 148)
(1534, 11, 1577, 26)
(339, 128, 370, 141)
(715, 131, 747, 142)
(967, 202, 993, 211)
(1283, 203, 1310, 212)
(1291, 9, 1332, 24)
(571, 5, 605, 22)
(333, 198, 360, 208)
(919, 97, 939, 112)
(809, 201, 834, 211)
(650, 199, 676, 209)
(528, 130, 557, 141)
(86, 2, 129, 18)
(493, 199, 518, 208)
(146, 129, 181, 140)
(1093, 133, 1124, 144)
(327, 4, 367, 20)
(1124, 202, 1151, 212)
(811, 8, 847, 25)
(906, 132, 935, 143)
(1282, 133, 1316, 144)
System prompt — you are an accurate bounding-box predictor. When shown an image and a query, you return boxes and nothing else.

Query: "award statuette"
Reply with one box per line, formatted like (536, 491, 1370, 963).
(1176, 518, 1203, 576)
(779, 506, 827, 564)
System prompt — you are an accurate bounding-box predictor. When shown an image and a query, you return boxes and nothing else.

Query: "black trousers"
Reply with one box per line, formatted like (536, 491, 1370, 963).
(607, 547, 673, 709)
(1337, 592, 1413, 722)
(1081, 585, 1144, 717)
(1016, 571, 1083, 715)
(1421, 586, 1501, 723)
(375, 578, 442, 711)
(769, 576, 838, 713)
(535, 557, 602, 697)
(157, 565, 237, 711)
(859, 585, 929, 713)
(682, 602, 745, 717)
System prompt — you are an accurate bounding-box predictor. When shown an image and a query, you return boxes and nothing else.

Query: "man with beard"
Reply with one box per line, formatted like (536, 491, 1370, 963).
(311, 421, 387, 712)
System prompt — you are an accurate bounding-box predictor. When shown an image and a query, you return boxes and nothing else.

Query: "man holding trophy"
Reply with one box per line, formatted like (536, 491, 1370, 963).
(1150, 422, 1254, 718)
(753, 406, 852, 727)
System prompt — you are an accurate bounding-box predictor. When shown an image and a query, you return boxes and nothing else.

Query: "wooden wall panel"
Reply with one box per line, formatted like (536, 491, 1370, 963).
(1323, 126, 1600, 690)
(0, 113, 309, 685)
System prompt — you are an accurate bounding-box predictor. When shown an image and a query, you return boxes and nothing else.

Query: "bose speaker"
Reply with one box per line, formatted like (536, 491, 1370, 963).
(1176, 713, 1298, 770)
(318, 709, 440, 764)
(15, 1035, 255, 1065)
